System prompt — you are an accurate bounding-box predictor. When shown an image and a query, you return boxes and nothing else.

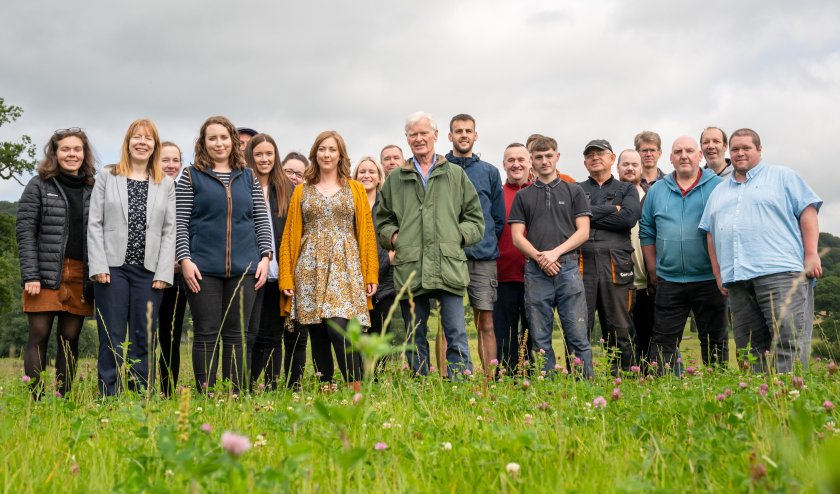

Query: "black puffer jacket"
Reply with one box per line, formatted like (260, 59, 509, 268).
(16, 175, 93, 298)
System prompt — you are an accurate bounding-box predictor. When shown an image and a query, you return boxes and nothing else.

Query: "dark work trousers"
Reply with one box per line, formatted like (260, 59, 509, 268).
(95, 264, 163, 396)
(651, 279, 728, 372)
(250, 282, 309, 389)
(493, 281, 533, 373)
(158, 274, 187, 397)
(187, 274, 257, 393)
(308, 317, 362, 383)
(246, 285, 265, 390)
(581, 248, 636, 374)
(632, 286, 656, 368)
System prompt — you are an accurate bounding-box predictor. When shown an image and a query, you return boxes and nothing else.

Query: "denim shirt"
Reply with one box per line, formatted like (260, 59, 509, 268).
(699, 162, 822, 285)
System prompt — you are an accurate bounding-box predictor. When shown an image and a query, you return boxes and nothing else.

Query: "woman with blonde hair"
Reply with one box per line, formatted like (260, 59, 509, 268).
(279, 131, 378, 391)
(88, 118, 176, 396)
(17, 127, 97, 399)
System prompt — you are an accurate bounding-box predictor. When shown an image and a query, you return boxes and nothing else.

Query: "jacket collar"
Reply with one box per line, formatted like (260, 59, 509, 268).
(445, 152, 480, 169)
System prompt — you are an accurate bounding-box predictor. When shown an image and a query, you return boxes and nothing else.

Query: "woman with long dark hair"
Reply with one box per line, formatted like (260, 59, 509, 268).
(244, 134, 308, 389)
(88, 118, 176, 396)
(16, 127, 96, 398)
(279, 130, 378, 392)
(176, 116, 273, 393)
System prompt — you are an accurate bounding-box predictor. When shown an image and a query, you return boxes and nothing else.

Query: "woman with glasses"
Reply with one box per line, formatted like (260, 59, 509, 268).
(157, 141, 188, 397)
(279, 131, 378, 392)
(16, 127, 96, 399)
(88, 119, 176, 396)
(281, 152, 307, 186)
(176, 116, 273, 394)
(244, 134, 308, 389)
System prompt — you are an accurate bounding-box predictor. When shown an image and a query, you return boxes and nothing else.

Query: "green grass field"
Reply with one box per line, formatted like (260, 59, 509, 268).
(1, 327, 839, 493)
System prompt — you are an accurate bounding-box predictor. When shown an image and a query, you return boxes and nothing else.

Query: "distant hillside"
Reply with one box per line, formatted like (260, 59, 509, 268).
(0, 201, 16, 216)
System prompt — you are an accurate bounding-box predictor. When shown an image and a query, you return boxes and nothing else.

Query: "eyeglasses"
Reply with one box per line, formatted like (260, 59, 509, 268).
(584, 149, 611, 159)
(54, 127, 83, 136)
(283, 168, 304, 180)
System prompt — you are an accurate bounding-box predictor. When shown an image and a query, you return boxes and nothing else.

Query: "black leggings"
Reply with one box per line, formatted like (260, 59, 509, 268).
(158, 275, 188, 397)
(24, 312, 84, 398)
(250, 283, 309, 389)
(308, 318, 362, 383)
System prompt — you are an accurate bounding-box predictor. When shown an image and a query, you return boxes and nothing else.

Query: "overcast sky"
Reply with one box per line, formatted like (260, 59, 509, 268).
(2, 0, 839, 233)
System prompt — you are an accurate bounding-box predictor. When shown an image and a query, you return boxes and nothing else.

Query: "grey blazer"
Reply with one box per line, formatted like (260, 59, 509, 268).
(87, 166, 176, 284)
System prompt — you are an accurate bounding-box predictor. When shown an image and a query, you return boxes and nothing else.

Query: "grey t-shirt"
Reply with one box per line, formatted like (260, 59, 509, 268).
(508, 177, 591, 252)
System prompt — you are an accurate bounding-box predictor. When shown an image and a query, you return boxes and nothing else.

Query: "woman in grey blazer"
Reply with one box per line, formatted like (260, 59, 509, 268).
(88, 118, 176, 397)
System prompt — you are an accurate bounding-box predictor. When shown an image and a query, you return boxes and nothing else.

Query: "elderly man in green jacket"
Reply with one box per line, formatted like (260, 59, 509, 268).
(377, 111, 485, 378)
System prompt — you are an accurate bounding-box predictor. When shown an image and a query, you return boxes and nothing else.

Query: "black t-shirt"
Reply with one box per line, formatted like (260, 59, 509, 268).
(508, 177, 591, 252)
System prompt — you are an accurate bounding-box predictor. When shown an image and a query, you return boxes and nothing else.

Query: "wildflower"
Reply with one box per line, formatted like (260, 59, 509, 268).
(353, 393, 363, 405)
(614, 377, 622, 386)
(611, 388, 622, 401)
(788, 390, 800, 399)
(724, 388, 733, 397)
(561, 368, 569, 375)
(824, 400, 834, 411)
(442, 442, 452, 451)
(523, 360, 530, 366)
(21, 375, 31, 384)
(70, 456, 80, 475)
(382, 422, 392, 429)
(463, 369, 472, 376)
(100, 418, 109, 424)
(599, 338, 605, 344)
(523, 414, 534, 425)
(221, 431, 251, 457)
(165, 469, 174, 479)
(538, 348, 546, 354)
(201, 423, 212, 434)
(522, 380, 530, 389)
(630, 365, 641, 374)
(55, 391, 62, 398)
(573, 357, 582, 367)
(536, 402, 550, 411)
(374, 442, 388, 451)
(791, 376, 804, 389)
(315, 372, 323, 378)
(506, 462, 521, 477)
(476, 415, 484, 421)
(430, 365, 436, 373)
(593, 396, 607, 409)
(750, 462, 767, 482)
(490, 359, 499, 366)
(650, 361, 658, 369)
(716, 393, 726, 402)
(254, 434, 268, 448)
(664, 362, 671, 370)
(739, 382, 748, 389)
(828, 360, 837, 375)
(201, 382, 208, 390)
(554, 364, 563, 372)
(469, 398, 477, 406)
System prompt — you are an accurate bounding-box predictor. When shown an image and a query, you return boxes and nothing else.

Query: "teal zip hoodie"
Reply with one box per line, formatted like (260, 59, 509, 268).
(638, 168, 722, 283)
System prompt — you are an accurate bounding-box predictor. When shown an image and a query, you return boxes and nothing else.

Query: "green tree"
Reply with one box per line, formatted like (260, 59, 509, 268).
(0, 97, 38, 185)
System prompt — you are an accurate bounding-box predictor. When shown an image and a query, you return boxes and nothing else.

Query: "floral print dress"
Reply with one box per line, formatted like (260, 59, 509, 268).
(291, 185, 370, 326)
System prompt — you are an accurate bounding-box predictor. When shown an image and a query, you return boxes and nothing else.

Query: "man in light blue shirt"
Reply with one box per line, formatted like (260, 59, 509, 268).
(699, 128, 822, 372)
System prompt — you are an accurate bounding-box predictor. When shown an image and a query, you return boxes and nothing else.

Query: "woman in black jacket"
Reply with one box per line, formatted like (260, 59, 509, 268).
(16, 127, 97, 398)
(244, 133, 308, 389)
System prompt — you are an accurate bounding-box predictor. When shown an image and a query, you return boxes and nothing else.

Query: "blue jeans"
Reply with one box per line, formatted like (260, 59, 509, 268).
(729, 271, 812, 373)
(524, 256, 593, 378)
(401, 290, 473, 378)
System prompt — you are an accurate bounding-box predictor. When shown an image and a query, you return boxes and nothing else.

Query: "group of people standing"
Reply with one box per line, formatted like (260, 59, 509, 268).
(15, 111, 822, 399)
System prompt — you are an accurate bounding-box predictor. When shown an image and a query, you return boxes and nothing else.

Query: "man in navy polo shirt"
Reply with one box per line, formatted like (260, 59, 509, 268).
(509, 140, 593, 378)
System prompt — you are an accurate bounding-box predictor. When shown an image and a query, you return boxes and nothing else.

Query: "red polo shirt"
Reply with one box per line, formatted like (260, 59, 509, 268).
(497, 180, 532, 283)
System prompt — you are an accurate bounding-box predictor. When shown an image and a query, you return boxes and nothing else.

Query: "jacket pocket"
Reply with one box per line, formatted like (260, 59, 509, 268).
(609, 249, 635, 286)
(439, 242, 468, 289)
(393, 245, 421, 291)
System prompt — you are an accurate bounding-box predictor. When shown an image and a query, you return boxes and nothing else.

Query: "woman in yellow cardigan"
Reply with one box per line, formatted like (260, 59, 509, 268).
(279, 130, 378, 391)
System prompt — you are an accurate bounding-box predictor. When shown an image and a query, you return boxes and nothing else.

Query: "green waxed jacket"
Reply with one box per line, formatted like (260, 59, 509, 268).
(376, 155, 485, 297)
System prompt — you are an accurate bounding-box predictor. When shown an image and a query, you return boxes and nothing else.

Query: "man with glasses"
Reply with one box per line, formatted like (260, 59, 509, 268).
(578, 140, 641, 374)
(634, 131, 666, 191)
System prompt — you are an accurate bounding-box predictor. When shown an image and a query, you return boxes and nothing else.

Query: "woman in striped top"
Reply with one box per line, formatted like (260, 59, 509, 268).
(175, 116, 273, 394)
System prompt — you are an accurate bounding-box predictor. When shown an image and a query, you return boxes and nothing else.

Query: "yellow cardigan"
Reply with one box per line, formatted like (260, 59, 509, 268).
(278, 180, 379, 316)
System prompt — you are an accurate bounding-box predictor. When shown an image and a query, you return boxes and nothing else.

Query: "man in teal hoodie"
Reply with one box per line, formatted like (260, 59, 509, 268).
(639, 136, 727, 372)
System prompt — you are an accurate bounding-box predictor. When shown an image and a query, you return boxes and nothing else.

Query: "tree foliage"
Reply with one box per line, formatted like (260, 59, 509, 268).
(0, 97, 38, 185)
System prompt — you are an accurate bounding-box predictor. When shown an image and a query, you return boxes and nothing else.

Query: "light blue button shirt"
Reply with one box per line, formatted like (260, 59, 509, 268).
(698, 162, 822, 285)
(413, 154, 438, 188)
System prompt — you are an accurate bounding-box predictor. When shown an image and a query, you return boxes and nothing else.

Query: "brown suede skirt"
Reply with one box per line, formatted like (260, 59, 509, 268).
(22, 258, 93, 316)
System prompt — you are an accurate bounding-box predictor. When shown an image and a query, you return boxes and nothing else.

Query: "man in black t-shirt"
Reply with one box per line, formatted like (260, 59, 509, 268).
(508, 142, 594, 378)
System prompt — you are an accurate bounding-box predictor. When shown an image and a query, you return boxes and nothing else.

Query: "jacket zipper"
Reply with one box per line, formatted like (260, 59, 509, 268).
(206, 171, 236, 278)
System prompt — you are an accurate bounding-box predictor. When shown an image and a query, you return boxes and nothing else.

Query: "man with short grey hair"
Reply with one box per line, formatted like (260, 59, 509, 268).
(377, 111, 485, 378)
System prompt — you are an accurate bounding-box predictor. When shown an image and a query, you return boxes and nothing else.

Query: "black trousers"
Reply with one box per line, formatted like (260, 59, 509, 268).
(308, 317, 362, 383)
(492, 281, 532, 373)
(188, 274, 257, 393)
(250, 282, 308, 389)
(158, 274, 187, 397)
(651, 279, 728, 371)
(632, 286, 656, 366)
